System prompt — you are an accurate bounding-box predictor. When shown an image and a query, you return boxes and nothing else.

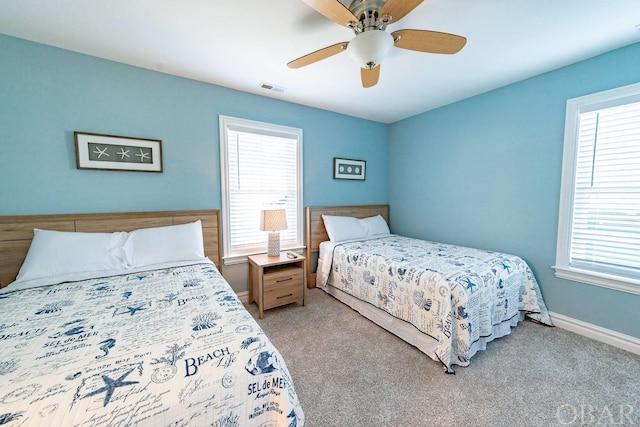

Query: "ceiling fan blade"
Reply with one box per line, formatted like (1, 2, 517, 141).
(361, 65, 380, 88)
(302, 0, 358, 27)
(287, 42, 348, 69)
(380, 0, 423, 24)
(392, 29, 466, 54)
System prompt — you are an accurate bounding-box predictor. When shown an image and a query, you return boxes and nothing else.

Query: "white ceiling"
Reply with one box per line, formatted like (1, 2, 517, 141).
(1, 0, 639, 123)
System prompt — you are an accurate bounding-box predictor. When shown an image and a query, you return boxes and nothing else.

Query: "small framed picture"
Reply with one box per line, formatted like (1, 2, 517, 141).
(333, 157, 366, 180)
(75, 132, 163, 172)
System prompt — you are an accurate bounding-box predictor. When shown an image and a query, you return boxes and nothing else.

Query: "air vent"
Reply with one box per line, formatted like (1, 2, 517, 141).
(259, 82, 285, 93)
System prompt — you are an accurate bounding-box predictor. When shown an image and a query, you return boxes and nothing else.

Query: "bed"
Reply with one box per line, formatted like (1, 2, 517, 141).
(305, 204, 552, 373)
(0, 210, 304, 426)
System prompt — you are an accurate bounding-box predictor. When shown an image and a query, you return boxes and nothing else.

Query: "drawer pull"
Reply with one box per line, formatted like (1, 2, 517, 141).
(276, 278, 293, 283)
(277, 293, 294, 299)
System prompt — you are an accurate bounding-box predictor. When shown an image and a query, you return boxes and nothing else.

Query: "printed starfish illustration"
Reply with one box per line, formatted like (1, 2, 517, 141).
(463, 277, 477, 291)
(135, 148, 150, 162)
(125, 305, 146, 316)
(93, 146, 110, 158)
(116, 148, 130, 159)
(84, 368, 139, 407)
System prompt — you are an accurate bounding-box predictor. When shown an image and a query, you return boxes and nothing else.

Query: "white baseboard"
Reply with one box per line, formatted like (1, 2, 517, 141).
(549, 311, 640, 356)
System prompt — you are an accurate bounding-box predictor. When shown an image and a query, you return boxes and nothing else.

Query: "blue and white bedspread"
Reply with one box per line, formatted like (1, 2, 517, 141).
(321, 236, 552, 372)
(0, 262, 304, 426)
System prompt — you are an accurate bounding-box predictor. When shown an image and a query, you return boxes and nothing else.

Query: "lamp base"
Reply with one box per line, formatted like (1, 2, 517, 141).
(267, 232, 280, 257)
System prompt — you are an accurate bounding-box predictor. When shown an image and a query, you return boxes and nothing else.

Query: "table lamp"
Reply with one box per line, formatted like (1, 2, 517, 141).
(259, 208, 288, 257)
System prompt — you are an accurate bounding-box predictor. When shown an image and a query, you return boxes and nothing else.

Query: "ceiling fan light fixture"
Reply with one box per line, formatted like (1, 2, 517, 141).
(346, 30, 393, 69)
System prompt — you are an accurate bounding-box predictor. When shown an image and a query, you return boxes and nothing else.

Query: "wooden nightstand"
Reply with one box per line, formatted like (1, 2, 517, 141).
(248, 252, 306, 319)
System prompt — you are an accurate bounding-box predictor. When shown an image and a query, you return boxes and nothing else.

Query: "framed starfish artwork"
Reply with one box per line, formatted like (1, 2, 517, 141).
(75, 132, 163, 172)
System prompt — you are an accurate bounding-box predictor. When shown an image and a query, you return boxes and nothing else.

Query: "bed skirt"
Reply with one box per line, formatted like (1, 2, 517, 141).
(320, 277, 525, 372)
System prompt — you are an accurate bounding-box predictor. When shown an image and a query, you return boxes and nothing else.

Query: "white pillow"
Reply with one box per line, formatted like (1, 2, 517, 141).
(124, 220, 205, 268)
(16, 229, 128, 282)
(360, 215, 390, 237)
(322, 215, 366, 242)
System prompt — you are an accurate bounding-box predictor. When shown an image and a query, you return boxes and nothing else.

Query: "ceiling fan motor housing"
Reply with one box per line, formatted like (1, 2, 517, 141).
(348, 0, 390, 32)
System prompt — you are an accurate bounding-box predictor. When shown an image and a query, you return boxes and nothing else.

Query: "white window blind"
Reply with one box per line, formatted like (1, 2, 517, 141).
(571, 103, 640, 275)
(219, 116, 303, 261)
(555, 82, 640, 295)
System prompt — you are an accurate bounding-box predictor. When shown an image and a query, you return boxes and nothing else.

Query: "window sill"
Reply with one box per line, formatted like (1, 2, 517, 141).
(553, 266, 640, 296)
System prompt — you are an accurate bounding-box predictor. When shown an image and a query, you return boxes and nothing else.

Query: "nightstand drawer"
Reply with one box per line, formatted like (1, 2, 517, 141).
(264, 267, 303, 287)
(263, 268, 303, 309)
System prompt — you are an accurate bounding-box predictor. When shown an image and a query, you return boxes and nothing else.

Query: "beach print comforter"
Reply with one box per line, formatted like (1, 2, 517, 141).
(321, 236, 552, 373)
(0, 262, 304, 426)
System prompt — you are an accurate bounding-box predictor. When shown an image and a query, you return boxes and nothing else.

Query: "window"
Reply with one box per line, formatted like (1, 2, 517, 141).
(555, 82, 640, 295)
(219, 115, 303, 262)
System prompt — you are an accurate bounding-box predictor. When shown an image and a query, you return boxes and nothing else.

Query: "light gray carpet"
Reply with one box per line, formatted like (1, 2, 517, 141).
(249, 288, 640, 427)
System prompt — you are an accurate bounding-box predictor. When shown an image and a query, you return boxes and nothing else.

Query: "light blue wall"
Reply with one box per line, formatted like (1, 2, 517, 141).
(389, 42, 640, 338)
(0, 34, 388, 216)
(2, 33, 638, 338)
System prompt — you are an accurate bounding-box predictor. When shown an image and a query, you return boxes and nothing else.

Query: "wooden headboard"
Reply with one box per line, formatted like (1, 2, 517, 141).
(305, 204, 389, 287)
(0, 209, 221, 288)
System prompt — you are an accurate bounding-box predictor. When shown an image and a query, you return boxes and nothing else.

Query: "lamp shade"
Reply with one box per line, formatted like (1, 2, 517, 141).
(346, 30, 394, 69)
(259, 208, 288, 232)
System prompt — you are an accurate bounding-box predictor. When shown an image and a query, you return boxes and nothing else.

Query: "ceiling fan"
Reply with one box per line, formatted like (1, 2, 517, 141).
(288, 0, 466, 88)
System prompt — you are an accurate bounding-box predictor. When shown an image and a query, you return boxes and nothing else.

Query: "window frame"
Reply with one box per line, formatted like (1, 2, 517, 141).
(219, 115, 303, 264)
(554, 82, 640, 296)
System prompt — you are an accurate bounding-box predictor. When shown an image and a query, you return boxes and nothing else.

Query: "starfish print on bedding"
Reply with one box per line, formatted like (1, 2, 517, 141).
(463, 277, 477, 291)
(84, 368, 139, 407)
(93, 146, 110, 158)
(124, 305, 146, 316)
